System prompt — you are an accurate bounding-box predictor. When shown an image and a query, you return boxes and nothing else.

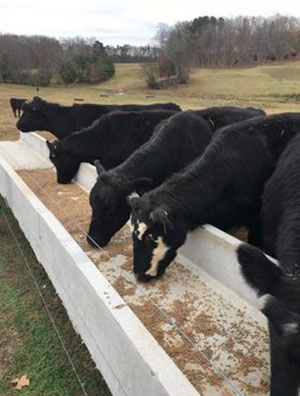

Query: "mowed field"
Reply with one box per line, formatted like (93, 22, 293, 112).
(1, 61, 300, 141)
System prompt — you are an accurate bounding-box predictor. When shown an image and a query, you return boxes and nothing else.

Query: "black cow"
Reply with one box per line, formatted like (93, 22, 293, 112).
(10, 98, 27, 117)
(128, 113, 300, 281)
(47, 109, 176, 184)
(261, 133, 300, 275)
(88, 106, 265, 248)
(17, 96, 181, 139)
(237, 243, 300, 396)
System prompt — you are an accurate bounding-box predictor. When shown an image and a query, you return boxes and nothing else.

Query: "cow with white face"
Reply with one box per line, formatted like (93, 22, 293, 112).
(129, 198, 188, 281)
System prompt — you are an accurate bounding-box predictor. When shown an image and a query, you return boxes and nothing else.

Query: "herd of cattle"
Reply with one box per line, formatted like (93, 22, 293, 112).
(12, 96, 300, 395)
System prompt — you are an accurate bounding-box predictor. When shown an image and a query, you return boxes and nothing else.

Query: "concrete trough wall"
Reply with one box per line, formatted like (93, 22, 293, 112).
(0, 151, 200, 396)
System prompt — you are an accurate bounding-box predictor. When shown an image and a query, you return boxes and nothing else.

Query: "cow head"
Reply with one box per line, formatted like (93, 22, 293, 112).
(17, 97, 45, 132)
(128, 195, 188, 281)
(87, 161, 152, 248)
(46, 140, 81, 184)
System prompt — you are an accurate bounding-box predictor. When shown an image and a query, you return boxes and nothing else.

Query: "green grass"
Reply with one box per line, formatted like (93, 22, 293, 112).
(0, 197, 111, 396)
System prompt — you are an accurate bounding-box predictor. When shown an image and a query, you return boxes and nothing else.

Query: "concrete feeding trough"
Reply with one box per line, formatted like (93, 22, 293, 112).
(0, 132, 270, 396)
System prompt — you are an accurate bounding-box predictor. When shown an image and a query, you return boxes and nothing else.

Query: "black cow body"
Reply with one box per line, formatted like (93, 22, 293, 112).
(237, 244, 300, 396)
(193, 106, 265, 129)
(10, 98, 27, 117)
(129, 113, 300, 281)
(261, 133, 300, 275)
(47, 109, 176, 184)
(17, 96, 181, 139)
(88, 106, 265, 247)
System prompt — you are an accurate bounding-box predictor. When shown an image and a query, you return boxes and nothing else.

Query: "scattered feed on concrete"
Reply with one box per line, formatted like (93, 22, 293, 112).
(18, 169, 270, 395)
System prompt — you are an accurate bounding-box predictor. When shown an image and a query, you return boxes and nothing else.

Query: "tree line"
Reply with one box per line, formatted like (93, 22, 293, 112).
(0, 35, 141, 86)
(143, 14, 300, 88)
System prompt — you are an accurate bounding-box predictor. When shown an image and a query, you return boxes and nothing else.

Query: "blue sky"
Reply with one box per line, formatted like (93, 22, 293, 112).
(1, 0, 300, 45)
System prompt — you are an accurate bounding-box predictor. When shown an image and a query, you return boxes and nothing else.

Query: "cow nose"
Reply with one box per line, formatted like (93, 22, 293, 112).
(87, 234, 99, 247)
(86, 233, 110, 248)
(57, 177, 71, 184)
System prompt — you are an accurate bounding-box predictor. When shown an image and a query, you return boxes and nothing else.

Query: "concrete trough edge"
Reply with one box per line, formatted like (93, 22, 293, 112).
(0, 152, 200, 396)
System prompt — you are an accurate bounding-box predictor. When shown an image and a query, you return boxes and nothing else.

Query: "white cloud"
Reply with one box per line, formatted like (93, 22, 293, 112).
(1, 0, 300, 45)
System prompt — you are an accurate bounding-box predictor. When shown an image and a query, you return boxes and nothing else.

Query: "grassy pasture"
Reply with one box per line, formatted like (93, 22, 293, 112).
(0, 60, 300, 395)
(1, 61, 300, 141)
(0, 198, 111, 396)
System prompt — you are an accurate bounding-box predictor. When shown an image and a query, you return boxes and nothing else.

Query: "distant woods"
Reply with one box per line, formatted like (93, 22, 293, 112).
(0, 36, 117, 86)
(0, 33, 159, 87)
(1, 14, 300, 88)
(143, 14, 300, 88)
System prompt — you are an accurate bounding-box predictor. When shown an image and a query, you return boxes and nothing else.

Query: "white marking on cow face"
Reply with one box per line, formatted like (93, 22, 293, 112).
(137, 222, 147, 240)
(129, 216, 148, 240)
(282, 322, 299, 336)
(128, 191, 139, 199)
(145, 237, 169, 277)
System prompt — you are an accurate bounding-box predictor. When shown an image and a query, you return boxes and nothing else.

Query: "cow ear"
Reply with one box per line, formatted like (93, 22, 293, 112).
(33, 96, 42, 110)
(150, 207, 173, 230)
(94, 160, 106, 175)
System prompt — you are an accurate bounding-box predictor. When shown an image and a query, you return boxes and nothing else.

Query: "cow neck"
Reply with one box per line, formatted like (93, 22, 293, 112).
(148, 145, 233, 229)
(116, 136, 177, 192)
(59, 127, 100, 158)
(42, 104, 75, 139)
